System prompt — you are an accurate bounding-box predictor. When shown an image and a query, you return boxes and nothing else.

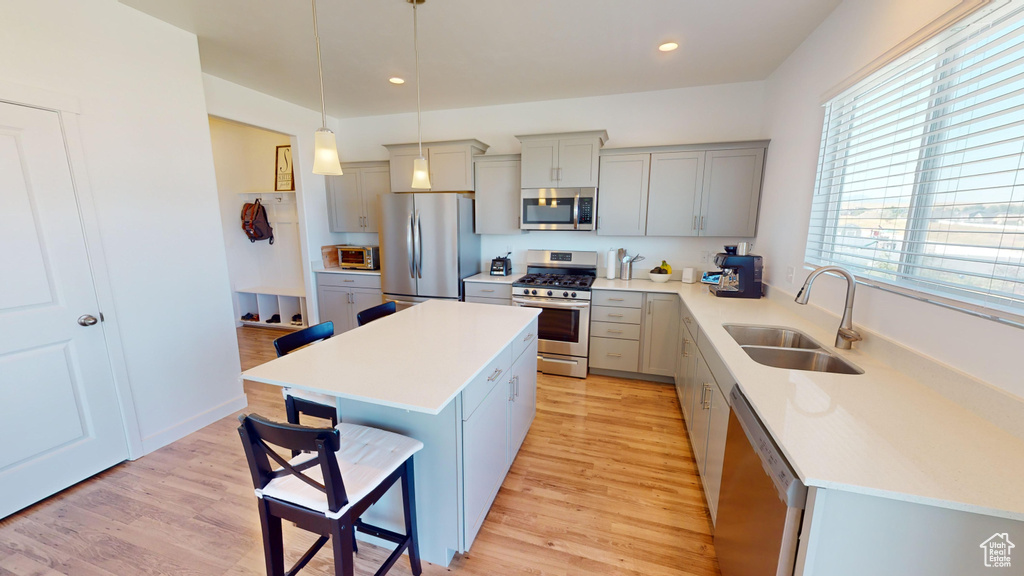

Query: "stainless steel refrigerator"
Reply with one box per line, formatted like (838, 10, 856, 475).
(379, 193, 480, 309)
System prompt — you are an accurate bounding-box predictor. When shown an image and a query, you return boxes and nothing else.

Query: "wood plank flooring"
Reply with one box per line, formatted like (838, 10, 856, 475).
(0, 326, 721, 575)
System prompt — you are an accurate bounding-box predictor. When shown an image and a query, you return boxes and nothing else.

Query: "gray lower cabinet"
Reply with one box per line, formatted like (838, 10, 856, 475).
(462, 320, 537, 549)
(641, 293, 680, 376)
(316, 272, 382, 334)
(463, 281, 513, 306)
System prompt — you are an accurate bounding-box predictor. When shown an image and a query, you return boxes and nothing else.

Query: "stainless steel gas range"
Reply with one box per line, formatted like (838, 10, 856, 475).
(512, 250, 597, 378)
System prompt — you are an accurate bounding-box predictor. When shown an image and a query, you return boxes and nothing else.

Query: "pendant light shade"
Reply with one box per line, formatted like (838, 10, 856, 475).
(411, 156, 431, 189)
(409, 0, 431, 190)
(310, 0, 343, 176)
(313, 128, 343, 175)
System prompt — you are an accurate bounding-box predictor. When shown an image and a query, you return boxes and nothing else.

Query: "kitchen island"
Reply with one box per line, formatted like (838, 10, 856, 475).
(242, 300, 540, 566)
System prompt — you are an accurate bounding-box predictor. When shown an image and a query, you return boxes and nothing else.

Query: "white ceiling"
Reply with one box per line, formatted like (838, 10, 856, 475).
(120, 0, 841, 118)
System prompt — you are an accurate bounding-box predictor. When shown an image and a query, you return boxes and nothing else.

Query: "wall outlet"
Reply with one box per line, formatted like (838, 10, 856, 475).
(700, 251, 710, 264)
(786, 266, 795, 284)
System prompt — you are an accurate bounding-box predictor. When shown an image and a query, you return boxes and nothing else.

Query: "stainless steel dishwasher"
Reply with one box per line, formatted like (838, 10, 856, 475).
(715, 386, 807, 576)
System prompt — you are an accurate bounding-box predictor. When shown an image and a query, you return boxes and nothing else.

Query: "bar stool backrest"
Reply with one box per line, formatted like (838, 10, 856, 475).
(273, 321, 335, 357)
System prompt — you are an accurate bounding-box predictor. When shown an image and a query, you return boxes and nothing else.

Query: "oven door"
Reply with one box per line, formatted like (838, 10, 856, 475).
(520, 189, 578, 231)
(512, 297, 590, 357)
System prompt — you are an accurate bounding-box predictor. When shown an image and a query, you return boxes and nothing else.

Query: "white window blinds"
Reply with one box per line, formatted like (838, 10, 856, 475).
(807, 1, 1024, 320)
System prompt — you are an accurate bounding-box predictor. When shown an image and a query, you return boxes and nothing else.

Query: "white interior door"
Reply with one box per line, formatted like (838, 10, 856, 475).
(0, 102, 127, 518)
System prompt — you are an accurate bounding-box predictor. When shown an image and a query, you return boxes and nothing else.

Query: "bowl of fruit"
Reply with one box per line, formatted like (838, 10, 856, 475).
(649, 261, 672, 283)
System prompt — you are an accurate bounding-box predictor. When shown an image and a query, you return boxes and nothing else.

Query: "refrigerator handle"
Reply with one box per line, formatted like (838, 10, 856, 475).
(415, 210, 424, 278)
(407, 210, 416, 279)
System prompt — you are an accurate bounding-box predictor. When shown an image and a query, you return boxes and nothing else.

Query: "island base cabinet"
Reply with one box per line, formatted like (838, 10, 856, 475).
(463, 374, 510, 548)
(509, 338, 538, 461)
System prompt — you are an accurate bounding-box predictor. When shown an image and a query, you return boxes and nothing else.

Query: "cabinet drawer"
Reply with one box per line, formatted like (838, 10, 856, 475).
(589, 337, 640, 371)
(511, 318, 538, 361)
(591, 305, 642, 325)
(593, 290, 643, 308)
(680, 300, 696, 341)
(591, 321, 641, 341)
(462, 345, 512, 420)
(464, 282, 513, 299)
(464, 296, 512, 306)
(317, 272, 381, 289)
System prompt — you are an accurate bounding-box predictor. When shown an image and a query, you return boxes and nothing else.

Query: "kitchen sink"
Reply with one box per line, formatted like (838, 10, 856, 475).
(723, 324, 822, 349)
(740, 346, 863, 375)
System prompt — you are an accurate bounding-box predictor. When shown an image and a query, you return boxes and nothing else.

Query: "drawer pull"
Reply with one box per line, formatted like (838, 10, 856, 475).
(482, 289, 495, 293)
(607, 353, 622, 357)
(608, 313, 624, 317)
(343, 279, 355, 282)
(523, 333, 534, 341)
(487, 368, 502, 382)
(684, 317, 692, 324)
(609, 297, 625, 301)
(607, 329, 623, 334)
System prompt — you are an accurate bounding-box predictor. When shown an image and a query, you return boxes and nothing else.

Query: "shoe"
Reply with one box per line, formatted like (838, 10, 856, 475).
(241, 312, 256, 321)
(291, 313, 302, 326)
(267, 313, 281, 324)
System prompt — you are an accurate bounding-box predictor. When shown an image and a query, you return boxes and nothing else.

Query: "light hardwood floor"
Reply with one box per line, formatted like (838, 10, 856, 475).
(0, 327, 721, 576)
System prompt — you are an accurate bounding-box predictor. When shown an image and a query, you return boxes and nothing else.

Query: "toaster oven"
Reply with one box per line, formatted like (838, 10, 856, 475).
(337, 245, 380, 270)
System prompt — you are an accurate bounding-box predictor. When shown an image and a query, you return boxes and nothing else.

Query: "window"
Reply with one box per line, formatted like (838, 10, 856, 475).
(807, 2, 1024, 322)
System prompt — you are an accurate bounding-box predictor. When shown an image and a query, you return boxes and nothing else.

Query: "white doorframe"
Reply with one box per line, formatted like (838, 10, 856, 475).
(0, 80, 143, 459)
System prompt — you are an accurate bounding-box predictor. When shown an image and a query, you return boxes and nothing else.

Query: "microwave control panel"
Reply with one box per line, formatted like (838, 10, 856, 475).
(578, 197, 594, 225)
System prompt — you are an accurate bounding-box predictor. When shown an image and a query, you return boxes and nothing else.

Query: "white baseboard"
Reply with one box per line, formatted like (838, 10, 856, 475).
(136, 393, 249, 457)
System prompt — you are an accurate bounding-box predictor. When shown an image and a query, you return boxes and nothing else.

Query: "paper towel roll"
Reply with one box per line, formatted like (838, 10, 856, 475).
(606, 250, 616, 279)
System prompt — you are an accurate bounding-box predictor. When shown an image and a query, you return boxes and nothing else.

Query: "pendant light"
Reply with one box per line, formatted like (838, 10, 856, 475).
(311, 0, 343, 176)
(409, 0, 431, 189)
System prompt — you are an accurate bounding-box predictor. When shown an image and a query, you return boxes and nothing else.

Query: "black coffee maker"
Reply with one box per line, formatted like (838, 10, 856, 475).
(709, 253, 763, 298)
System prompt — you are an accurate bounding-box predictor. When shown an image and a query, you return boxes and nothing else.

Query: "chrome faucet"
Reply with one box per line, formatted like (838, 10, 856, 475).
(795, 266, 863, 350)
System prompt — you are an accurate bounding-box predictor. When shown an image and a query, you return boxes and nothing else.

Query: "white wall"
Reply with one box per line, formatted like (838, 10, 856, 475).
(208, 117, 304, 302)
(757, 0, 1023, 398)
(204, 74, 348, 322)
(336, 82, 768, 274)
(0, 0, 245, 455)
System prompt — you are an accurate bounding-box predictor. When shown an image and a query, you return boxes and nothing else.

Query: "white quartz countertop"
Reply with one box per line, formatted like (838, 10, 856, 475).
(315, 267, 381, 275)
(242, 300, 540, 415)
(597, 279, 1024, 521)
(463, 272, 523, 284)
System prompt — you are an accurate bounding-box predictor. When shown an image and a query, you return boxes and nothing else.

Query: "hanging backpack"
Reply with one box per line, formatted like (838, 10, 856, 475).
(241, 199, 274, 244)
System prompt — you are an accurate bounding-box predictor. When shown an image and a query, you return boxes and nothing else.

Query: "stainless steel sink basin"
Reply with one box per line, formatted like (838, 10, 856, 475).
(723, 324, 822, 350)
(740, 346, 864, 375)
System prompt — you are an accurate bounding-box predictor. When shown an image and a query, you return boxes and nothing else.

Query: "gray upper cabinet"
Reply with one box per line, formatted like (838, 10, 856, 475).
(597, 141, 767, 238)
(473, 155, 522, 235)
(596, 153, 649, 236)
(516, 131, 607, 189)
(384, 140, 489, 193)
(327, 162, 390, 233)
(646, 151, 705, 237)
(699, 148, 764, 237)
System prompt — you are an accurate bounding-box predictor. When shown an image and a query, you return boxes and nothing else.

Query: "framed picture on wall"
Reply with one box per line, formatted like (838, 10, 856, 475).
(275, 145, 294, 192)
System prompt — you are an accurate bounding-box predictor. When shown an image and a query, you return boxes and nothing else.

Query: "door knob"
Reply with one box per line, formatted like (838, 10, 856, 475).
(78, 314, 99, 326)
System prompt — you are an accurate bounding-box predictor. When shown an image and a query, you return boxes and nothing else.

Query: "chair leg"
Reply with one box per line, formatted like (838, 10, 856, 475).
(402, 459, 422, 576)
(330, 516, 356, 576)
(258, 499, 286, 576)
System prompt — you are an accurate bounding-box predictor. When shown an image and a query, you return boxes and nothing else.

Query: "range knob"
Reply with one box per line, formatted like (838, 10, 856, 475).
(531, 289, 537, 295)
(546, 290, 553, 296)
(563, 291, 569, 297)
(571, 292, 577, 298)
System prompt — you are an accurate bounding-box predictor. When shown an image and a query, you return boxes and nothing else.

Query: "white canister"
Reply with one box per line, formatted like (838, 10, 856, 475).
(681, 267, 698, 284)
(606, 249, 616, 279)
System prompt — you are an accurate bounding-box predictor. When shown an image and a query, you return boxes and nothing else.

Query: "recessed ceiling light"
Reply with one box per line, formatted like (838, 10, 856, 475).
(659, 42, 679, 52)
(389, 77, 405, 85)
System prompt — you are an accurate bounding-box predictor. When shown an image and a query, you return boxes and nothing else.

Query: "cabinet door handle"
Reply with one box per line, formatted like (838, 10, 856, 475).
(557, 167, 563, 181)
(647, 302, 652, 315)
(702, 384, 712, 409)
(700, 216, 706, 231)
(551, 167, 558, 182)
(684, 338, 691, 357)
(487, 368, 502, 382)
(692, 215, 698, 230)
(509, 378, 514, 401)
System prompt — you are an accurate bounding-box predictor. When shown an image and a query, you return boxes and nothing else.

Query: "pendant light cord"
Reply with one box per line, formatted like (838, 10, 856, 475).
(312, 0, 327, 129)
(414, 0, 423, 157)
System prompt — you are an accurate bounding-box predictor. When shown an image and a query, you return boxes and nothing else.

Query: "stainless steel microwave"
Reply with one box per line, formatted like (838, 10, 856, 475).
(520, 188, 596, 231)
(337, 245, 380, 270)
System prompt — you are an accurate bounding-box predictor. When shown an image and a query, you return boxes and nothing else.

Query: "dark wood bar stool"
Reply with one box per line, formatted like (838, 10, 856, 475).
(237, 413, 423, 576)
(274, 322, 339, 434)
